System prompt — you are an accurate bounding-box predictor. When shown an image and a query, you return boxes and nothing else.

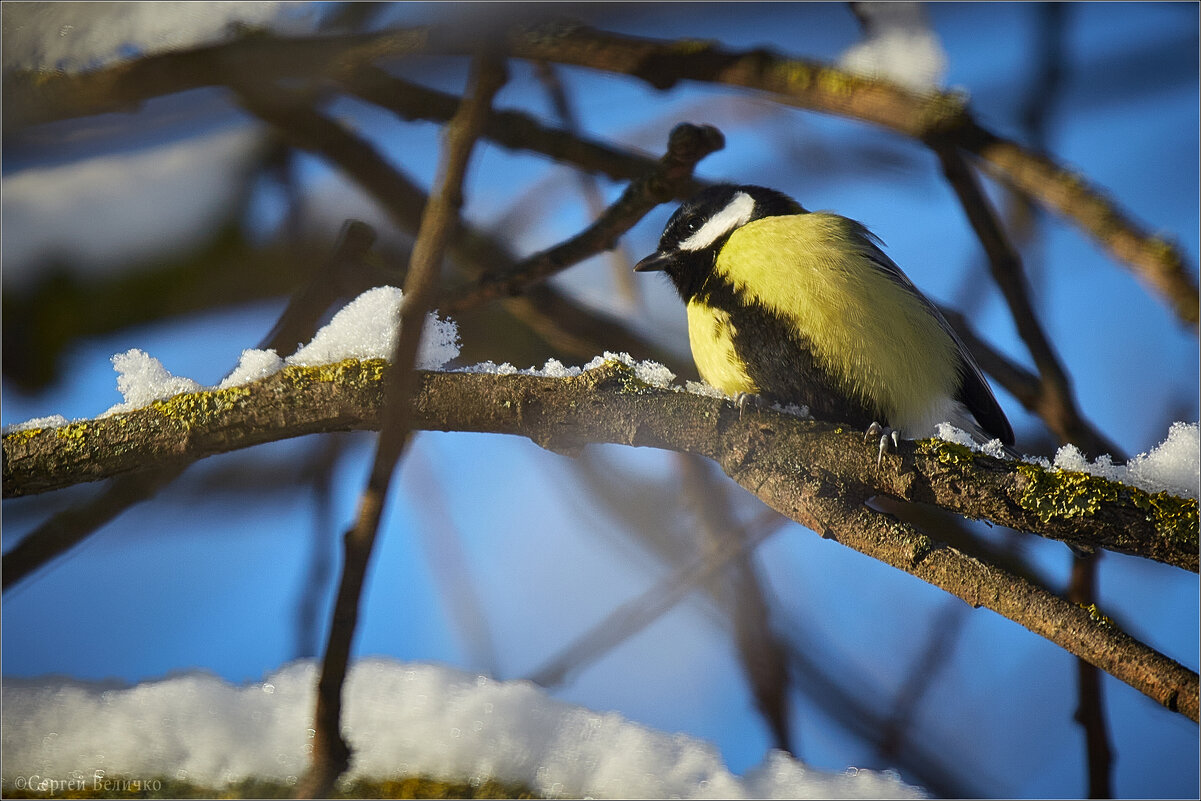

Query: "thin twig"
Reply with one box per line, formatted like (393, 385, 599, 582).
(877, 599, 967, 761)
(1, 218, 383, 593)
(341, 64, 707, 200)
(440, 122, 725, 313)
(294, 52, 506, 799)
(934, 144, 1124, 461)
(526, 509, 785, 688)
(678, 455, 795, 754)
(533, 60, 642, 307)
(497, 22, 1197, 325)
(779, 617, 981, 797)
(293, 436, 346, 659)
(260, 220, 381, 357)
(1068, 555, 1114, 798)
(233, 83, 689, 372)
(9, 24, 1192, 323)
(405, 447, 501, 677)
(1, 466, 184, 591)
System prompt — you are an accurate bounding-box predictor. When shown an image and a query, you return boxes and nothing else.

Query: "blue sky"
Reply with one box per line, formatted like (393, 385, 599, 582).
(3, 3, 1198, 798)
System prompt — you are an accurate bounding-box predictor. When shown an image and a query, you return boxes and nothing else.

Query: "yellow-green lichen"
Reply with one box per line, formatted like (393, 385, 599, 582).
(919, 438, 977, 468)
(916, 90, 969, 132)
(815, 67, 859, 97)
(779, 60, 817, 91)
(1017, 462, 1199, 547)
(149, 385, 251, 425)
(0, 772, 539, 799)
(583, 358, 662, 396)
(1016, 464, 1119, 524)
(1082, 602, 1116, 630)
(1128, 488, 1199, 546)
(907, 532, 936, 565)
(54, 421, 92, 444)
(1148, 235, 1177, 262)
(670, 38, 714, 56)
(282, 358, 388, 388)
(4, 427, 43, 445)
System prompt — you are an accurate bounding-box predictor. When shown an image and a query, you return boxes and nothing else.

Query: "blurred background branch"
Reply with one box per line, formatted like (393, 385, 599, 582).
(3, 4, 1196, 798)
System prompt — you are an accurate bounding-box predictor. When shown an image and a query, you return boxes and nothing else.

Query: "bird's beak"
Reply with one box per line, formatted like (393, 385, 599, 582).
(634, 250, 674, 273)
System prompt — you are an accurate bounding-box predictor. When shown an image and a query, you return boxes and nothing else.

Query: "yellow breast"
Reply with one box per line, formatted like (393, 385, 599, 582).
(685, 300, 758, 396)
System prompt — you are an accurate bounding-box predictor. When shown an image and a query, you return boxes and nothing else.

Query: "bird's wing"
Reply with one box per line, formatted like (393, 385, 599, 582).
(859, 238, 1015, 446)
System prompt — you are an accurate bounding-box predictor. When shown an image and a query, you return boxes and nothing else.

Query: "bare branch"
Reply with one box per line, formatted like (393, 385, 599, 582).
(232, 82, 691, 373)
(11, 22, 1188, 322)
(1068, 556, 1115, 798)
(4, 362, 1197, 723)
(341, 65, 707, 199)
(934, 144, 1123, 460)
(295, 52, 506, 800)
(526, 508, 785, 688)
(1, 466, 184, 590)
(677, 455, 794, 754)
(495, 22, 1197, 326)
(6, 364, 1195, 569)
(439, 121, 725, 313)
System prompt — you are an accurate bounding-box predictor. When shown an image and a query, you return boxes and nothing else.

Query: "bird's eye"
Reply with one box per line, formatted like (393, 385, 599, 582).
(684, 217, 701, 233)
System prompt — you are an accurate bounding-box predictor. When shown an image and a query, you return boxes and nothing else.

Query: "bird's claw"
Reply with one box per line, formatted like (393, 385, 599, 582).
(734, 392, 764, 420)
(864, 422, 901, 467)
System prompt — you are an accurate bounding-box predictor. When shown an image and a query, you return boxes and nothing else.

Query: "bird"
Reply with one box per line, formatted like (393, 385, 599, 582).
(634, 183, 1014, 459)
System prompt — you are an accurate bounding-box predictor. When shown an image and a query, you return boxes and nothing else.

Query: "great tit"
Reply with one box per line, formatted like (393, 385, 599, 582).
(634, 184, 1014, 452)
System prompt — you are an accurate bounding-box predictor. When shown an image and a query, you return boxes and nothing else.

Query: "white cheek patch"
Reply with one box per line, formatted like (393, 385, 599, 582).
(679, 191, 755, 251)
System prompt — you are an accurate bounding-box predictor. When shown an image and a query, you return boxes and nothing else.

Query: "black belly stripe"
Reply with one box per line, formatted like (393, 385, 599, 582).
(696, 274, 885, 430)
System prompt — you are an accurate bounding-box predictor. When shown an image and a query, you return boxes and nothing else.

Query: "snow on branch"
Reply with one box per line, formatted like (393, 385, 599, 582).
(4, 354, 1198, 723)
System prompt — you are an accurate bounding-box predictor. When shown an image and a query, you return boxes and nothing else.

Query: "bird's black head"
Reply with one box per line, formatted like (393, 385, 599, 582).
(634, 184, 805, 300)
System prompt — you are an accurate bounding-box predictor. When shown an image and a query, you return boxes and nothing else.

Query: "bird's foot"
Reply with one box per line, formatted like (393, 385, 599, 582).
(864, 421, 901, 467)
(734, 392, 764, 420)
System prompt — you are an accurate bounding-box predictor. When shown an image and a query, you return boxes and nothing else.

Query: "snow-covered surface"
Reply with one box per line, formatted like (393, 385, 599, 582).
(218, 348, 286, 391)
(3, 276, 1196, 505)
(937, 421, 1201, 500)
(461, 351, 675, 389)
(1046, 421, 1200, 500)
(934, 423, 1012, 461)
(2, 127, 266, 286)
(286, 286, 460, 369)
(103, 349, 204, 417)
(3, 415, 71, 434)
(1, 1, 317, 73)
(839, 1, 947, 92)
(0, 287, 461, 429)
(0, 659, 925, 799)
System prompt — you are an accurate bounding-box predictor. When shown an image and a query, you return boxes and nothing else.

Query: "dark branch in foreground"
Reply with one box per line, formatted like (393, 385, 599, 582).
(3, 361, 1197, 723)
(294, 51, 506, 800)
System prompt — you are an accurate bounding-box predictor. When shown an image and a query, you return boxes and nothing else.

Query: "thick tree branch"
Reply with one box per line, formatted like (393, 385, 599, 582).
(4, 361, 1196, 720)
(9, 24, 1192, 325)
(493, 22, 1197, 326)
(5, 363, 1195, 570)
